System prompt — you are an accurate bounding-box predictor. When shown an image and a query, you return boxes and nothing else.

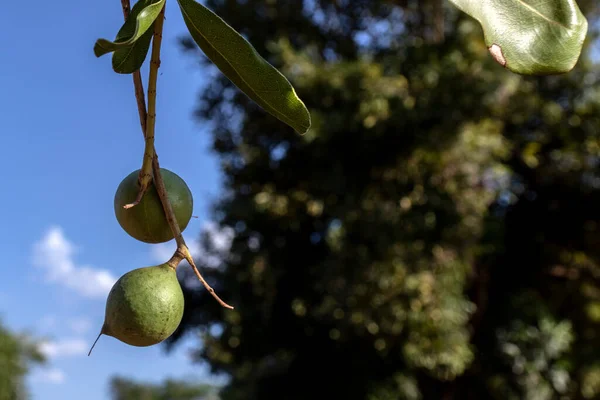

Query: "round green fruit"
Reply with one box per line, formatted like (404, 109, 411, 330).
(114, 168, 193, 244)
(96, 264, 184, 349)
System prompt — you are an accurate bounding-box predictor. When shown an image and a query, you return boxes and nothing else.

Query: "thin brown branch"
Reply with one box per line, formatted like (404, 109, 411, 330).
(185, 253, 234, 309)
(133, 2, 166, 200)
(118, 0, 232, 309)
(152, 156, 234, 309)
(120, 0, 148, 134)
(120, 0, 130, 18)
(139, 3, 233, 310)
(121, 0, 149, 211)
(122, 1, 161, 209)
(133, 72, 148, 133)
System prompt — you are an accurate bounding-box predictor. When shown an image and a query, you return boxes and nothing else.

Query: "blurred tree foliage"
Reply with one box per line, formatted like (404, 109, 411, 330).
(168, 1, 600, 399)
(0, 319, 45, 400)
(109, 376, 218, 400)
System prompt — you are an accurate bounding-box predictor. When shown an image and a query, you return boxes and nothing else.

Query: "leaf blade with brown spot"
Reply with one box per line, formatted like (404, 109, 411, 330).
(449, 0, 588, 75)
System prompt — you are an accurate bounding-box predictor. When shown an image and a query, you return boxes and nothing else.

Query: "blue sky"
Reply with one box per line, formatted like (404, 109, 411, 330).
(0, 0, 227, 398)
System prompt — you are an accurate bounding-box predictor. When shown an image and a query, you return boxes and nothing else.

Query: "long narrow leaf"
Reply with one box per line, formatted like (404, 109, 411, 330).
(94, 0, 165, 58)
(177, 0, 311, 135)
(449, 0, 588, 75)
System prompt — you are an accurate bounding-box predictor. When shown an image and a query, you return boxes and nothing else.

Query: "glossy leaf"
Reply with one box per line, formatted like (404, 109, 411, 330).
(112, 30, 153, 74)
(93, 0, 164, 58)
(449, 0, 588, 75)
(177, 0, 311, 135)
(109, 0, 157, 74)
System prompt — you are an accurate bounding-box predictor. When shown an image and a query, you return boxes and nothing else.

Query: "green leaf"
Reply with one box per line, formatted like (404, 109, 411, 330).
(109, 0, 158, 74)
(176, 0, 311, 135)
(93, 0, 165, 58)
(112, 29, 153, 74)
(449, 0, 588, 75)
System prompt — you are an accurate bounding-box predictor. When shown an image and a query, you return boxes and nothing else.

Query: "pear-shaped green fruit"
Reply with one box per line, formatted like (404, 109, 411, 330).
(114, 168, 193, 244)
(89, 264, 184, 354)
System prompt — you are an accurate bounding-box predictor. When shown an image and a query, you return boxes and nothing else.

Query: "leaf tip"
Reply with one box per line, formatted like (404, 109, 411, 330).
(93, 44, 102, 58)
(93, 40, 111, 58)
(296, 113, 312, 136)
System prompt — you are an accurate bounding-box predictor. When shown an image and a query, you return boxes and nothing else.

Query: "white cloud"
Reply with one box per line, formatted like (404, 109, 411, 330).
(35, 336, 89, 384)
(151, 241, 179, 264)
(32, 368, 66, 384)
(188, 239, 202, 258)
(149, 223, 234, 290)
(68, 317, 92, 335)
(38, 338, 88, 358)
(204, 222, 235, 252)
(32, 226, 117, 298)
(39, 315, 57, 332)
(150, 222, 234, 267)
(39, 315, 92, 337)
(151, 238, 202, 264)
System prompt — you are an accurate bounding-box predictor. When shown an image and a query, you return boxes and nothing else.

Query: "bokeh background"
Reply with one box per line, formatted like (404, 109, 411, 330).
(1, 1, 600, 399)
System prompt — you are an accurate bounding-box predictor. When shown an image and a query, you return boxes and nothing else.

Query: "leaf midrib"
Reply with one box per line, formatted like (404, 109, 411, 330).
(510, 0, 575, 29)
